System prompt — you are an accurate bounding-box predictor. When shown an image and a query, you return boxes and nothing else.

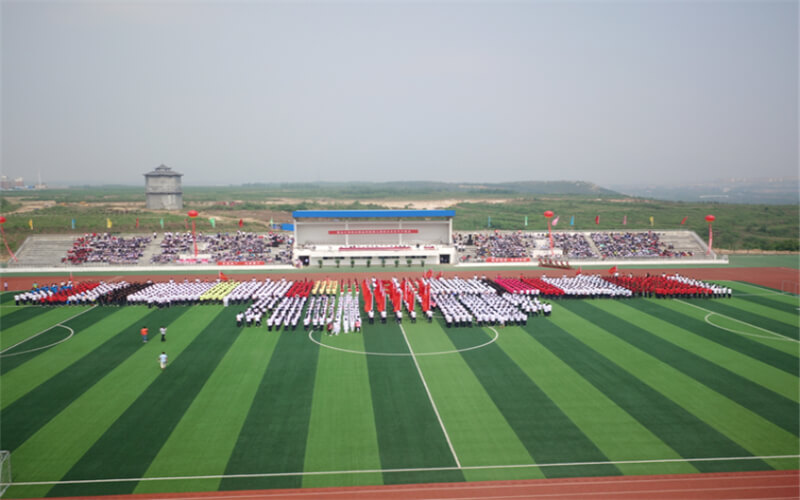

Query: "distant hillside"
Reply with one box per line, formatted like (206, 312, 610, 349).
(1, 180, 623, 203)
(237, 180, 622, 199)
(609, 177, 799, 205)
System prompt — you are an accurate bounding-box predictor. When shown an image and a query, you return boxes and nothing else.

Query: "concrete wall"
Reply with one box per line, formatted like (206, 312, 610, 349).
(146, 193, 183, 210)
(145, 175, 183, 210)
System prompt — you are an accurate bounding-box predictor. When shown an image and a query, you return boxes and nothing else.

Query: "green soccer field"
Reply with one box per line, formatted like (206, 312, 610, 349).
(1, 280, 798, 498)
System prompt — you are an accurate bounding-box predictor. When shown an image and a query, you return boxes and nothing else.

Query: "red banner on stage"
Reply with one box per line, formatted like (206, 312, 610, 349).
(485, 257, 531, 263)
(328, 229, 419, 235)
(217, 260, 266, 266)
(339, 246, 411, 251)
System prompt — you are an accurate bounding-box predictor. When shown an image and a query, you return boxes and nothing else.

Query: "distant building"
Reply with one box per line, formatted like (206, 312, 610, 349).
(144, 164, 183, 210)
(13, 177, 23, 188)
(0, 176, 10, 190)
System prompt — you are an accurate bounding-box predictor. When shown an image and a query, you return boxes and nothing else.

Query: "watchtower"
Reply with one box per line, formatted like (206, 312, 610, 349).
(144, 164, 183, 210)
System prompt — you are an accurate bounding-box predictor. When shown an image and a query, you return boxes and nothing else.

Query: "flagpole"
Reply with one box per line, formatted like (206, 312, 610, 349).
(543, 210, 554, 255)
(0, 217, 18, 262)
(705, 215, 715, 255)
(188, 210, 199, 257)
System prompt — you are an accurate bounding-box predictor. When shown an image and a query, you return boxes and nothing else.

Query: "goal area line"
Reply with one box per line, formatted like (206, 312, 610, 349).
(9, 454, 799, 486)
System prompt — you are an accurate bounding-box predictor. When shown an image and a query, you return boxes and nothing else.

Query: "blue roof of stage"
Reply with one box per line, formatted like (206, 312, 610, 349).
(293, 209, 455, 219)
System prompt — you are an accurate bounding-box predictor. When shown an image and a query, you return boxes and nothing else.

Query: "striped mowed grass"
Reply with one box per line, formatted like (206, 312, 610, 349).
(0, 281, 797, 498)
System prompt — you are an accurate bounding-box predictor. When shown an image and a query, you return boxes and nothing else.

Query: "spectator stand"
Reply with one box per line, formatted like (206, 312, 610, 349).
(454, 231, 544, 264)
(149, 231, 294, 266)
(62, 233, 151, 265)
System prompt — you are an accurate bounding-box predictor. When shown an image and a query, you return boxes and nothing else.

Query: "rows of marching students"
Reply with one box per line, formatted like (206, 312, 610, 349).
(14, 272, 731, 330)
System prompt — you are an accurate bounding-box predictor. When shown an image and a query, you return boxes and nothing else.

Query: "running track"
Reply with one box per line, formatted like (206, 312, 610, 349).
(47, 471, 800, 500)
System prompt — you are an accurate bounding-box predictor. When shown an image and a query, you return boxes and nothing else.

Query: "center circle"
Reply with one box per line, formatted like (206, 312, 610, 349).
(308, 326, 500, 357)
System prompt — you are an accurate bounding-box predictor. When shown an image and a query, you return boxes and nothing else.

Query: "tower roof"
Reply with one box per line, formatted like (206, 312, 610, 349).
(144, 164, 183, 177)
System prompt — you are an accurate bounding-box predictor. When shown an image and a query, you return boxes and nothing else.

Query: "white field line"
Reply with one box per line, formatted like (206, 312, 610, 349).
(0, 324, 74, 357)
(730, 281, 799, 297)
(0, 305, 96, 354)
(398, 322, 462, 468)
(731, 292, 799, 298)
(703, 314, 797, 343)
(9, 454, 799, 486)
(307, 327, 498, 357)
(674, 299, 799, 343)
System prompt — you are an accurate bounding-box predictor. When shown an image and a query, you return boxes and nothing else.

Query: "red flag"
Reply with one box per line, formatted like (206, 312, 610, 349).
(436, 271, 443, 279)
(362, 280, 373, 313)
(424, 269, 433, 279)
(622, 215, 627, 226)
(219, 271, 229, 281)
(135, 218, 139, 229)
(576, 266, 582, 275)
(608, 266, 618, 274)
(238, 218, 244, 228)
(680, 216, 688, 225)
(595, 215, 600, 225)
(423, 283, 431, 311)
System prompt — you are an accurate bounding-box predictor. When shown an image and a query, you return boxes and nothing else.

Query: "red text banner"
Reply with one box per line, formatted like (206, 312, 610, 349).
(328, 229, 419, 235)
(339, 246, 411, 251)
(217, 260, 267, 266)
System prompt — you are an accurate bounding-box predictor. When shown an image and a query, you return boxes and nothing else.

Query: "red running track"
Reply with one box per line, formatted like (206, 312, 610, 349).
(48, 470, 800, 500)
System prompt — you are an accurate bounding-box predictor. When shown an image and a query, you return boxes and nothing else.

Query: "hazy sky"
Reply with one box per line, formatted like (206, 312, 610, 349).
(2, 1, 797, 187)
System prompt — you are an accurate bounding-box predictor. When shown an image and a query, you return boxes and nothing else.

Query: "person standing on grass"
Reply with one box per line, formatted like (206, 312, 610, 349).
(160, 325, 167, 342)
(140, 326, 148, 343)
(159, 352, 168, 371)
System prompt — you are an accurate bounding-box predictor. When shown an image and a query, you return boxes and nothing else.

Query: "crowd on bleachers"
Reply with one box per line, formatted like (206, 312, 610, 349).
(454, 231, 700, 262)
(455, 232, 537, 262)
(590, 232, 693, 259)
(146, 231, 295, 264)
(552, 233, 598, 259)
(208, 231, 294, 264)
(150, 232, 210, 264)
(150, 231, 294, 264)
(63, 233, 151, 265)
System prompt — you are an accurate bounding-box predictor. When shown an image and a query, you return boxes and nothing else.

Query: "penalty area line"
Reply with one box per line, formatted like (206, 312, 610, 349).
(0, 305, 96, 354)
(10, 454, 799, 486)
(674, 299, 798, 343)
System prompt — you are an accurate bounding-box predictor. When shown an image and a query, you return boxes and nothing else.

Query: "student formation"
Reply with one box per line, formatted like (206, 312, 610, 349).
(14, 273, 731, 334)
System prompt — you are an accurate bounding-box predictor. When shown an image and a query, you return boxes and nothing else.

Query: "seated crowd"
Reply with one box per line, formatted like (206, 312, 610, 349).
(150, 231, 294, 264)
(63, 233, 151, 265)
(207, 231, 293, 264)
(150, 232, 211, 264)
(551, 233, 598, 259)
(456, 232, 537, 262)
(590, 232, 693, 258)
